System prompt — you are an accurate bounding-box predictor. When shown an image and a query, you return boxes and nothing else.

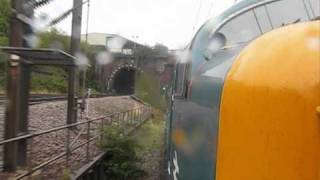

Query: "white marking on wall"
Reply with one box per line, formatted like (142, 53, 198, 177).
(173, 150, 180, 180)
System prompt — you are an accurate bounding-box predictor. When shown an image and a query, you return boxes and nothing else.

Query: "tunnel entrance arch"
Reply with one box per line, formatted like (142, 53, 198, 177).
(107, 64, 142, 95)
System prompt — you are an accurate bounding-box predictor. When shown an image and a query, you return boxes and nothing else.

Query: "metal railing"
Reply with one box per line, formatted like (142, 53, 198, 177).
(0, 105, 152, 179)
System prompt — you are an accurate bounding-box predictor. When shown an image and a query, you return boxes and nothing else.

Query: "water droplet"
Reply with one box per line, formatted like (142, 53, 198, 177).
(24, 34, 39, 48)
(49, 41, 64, 50)
(75, 52, 89, 70)
(32, 13, 50, 32)
(174, 50, 190, 63)
(106, 37, 127, 52)
(96, 51, 113, 65)
(306, 37, 320, 52)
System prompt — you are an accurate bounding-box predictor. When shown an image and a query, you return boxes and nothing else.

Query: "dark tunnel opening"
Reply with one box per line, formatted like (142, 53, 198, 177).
(112, 68, 136, 95)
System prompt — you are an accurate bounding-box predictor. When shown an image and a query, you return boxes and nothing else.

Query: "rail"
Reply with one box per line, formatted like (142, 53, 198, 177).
(0, 105, 152, 179)
(0, 94, 110, 105)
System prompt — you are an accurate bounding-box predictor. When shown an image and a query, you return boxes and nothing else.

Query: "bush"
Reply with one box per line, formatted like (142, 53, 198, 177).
(30, 66, 68, 93)
(102, 126, 145, 180)
(134, 72, 166, 112)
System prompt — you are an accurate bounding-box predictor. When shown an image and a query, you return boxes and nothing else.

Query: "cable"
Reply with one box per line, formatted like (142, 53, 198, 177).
(192, 0, 203, 33)
(48, 0, 89, 27)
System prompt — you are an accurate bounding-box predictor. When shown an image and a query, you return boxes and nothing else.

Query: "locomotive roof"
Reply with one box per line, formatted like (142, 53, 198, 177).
(196, 0, 268, 38)
(218, 0, 264, 20)
(190, 0, 274, 51)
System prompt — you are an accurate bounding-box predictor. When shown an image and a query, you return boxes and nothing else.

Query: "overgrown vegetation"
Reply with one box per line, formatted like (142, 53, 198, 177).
(0, 0, 10, 92)
(0, 0, 10, 46)
(101, 109, 165, 180)
(102, 126, 145, 180)
(31, 66, 68, 93)
(135, 72, 167, 112)
(133, 109, 165, 154)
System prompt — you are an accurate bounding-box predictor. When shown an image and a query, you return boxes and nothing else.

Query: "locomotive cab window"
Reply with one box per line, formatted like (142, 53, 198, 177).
(265, 0, 311, 27)
(309, 0, 320, 18)
(204, 0, 317, 60)
(216, 10, 262, 46)
(204, 10, 262, 59)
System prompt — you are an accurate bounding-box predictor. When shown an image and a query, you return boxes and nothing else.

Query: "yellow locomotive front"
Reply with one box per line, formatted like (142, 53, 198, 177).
(166, 0, 320, 179)
(217, 21, 320, 180)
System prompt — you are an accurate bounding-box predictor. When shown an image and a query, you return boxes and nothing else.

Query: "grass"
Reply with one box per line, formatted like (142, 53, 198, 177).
(135, 73, 167, 112)
(132, 109, 165, 155)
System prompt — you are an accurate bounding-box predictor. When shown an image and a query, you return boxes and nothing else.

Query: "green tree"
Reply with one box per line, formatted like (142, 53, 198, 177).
(153, 43, 169, 56)
(33, 28, 105, 93)
(0, 0, 10, 46)
(102, 126, 145, 180)
(0, 0, 10, 91)
(37, 28, 70, 51)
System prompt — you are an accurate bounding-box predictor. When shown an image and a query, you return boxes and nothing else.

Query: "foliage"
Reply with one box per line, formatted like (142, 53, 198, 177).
(102, 126, 145, 180)
(0, 2, 104, 94)
(26, 29, 69, 93)
(0, 54, 6, 92)
(31, 66, 68, 93)
(27, 28, 103, 93)
(133, 109, 165, 154)
(135, 72, 166, 112)
(0, 0, 10, 91)
(135, 43, 169, 60)
(0, 0, 10, 39)
(0, 36, 8, 46)
(153, 43, 169, 56)
(80, 43, 106, 92)
(62, 168, 71, 180)
(37, 28, 70, 51)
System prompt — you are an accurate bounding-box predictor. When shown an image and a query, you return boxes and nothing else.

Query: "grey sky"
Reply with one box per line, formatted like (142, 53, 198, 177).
(37, 0, 235, 49)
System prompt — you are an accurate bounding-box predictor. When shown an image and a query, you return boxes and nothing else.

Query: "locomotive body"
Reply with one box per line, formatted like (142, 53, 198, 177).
(166, 0, 320, 179)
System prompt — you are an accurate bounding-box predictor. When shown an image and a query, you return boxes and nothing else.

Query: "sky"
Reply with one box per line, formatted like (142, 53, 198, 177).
(36, 0, 236, 49)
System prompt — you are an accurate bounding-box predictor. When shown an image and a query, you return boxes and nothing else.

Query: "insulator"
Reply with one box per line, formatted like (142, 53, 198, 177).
(27, 0, 54, 10)
(49, 9, 72, 26)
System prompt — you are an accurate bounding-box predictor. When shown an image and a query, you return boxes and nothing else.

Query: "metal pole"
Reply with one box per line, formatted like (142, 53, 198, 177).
(86, 121, 90, 162)
(17, 63, 30, 167)
(4, 0, 31, 171)
(67, 68, 77, 124)
(70, 0, 83, 56)
(67, 0, 83, 124)
(66, 127, 70, 167)
(85, 0, 90, 44)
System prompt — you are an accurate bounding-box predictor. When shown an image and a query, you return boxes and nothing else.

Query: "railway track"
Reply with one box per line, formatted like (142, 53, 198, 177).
(0, 95, 151, 177)
(0, 94, 110, 105)
(0, 93, 110, 171)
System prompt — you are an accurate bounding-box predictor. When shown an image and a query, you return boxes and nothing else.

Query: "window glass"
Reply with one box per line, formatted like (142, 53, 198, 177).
(266, 0, 310, 27)
(308, 0, 320, 18)
(253, 6, 273, 33)
(216, 10, 262, 46)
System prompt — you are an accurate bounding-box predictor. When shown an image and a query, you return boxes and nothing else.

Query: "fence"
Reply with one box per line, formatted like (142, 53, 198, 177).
(0, 105, 152, 179)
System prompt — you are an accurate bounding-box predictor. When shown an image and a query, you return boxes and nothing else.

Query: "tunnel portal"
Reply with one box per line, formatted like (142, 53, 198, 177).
(112, 67, 136, 95)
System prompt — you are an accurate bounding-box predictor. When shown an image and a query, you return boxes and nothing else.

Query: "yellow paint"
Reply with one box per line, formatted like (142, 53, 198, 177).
(316, 106, 320, 115)
(216, 21, 320, 180)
